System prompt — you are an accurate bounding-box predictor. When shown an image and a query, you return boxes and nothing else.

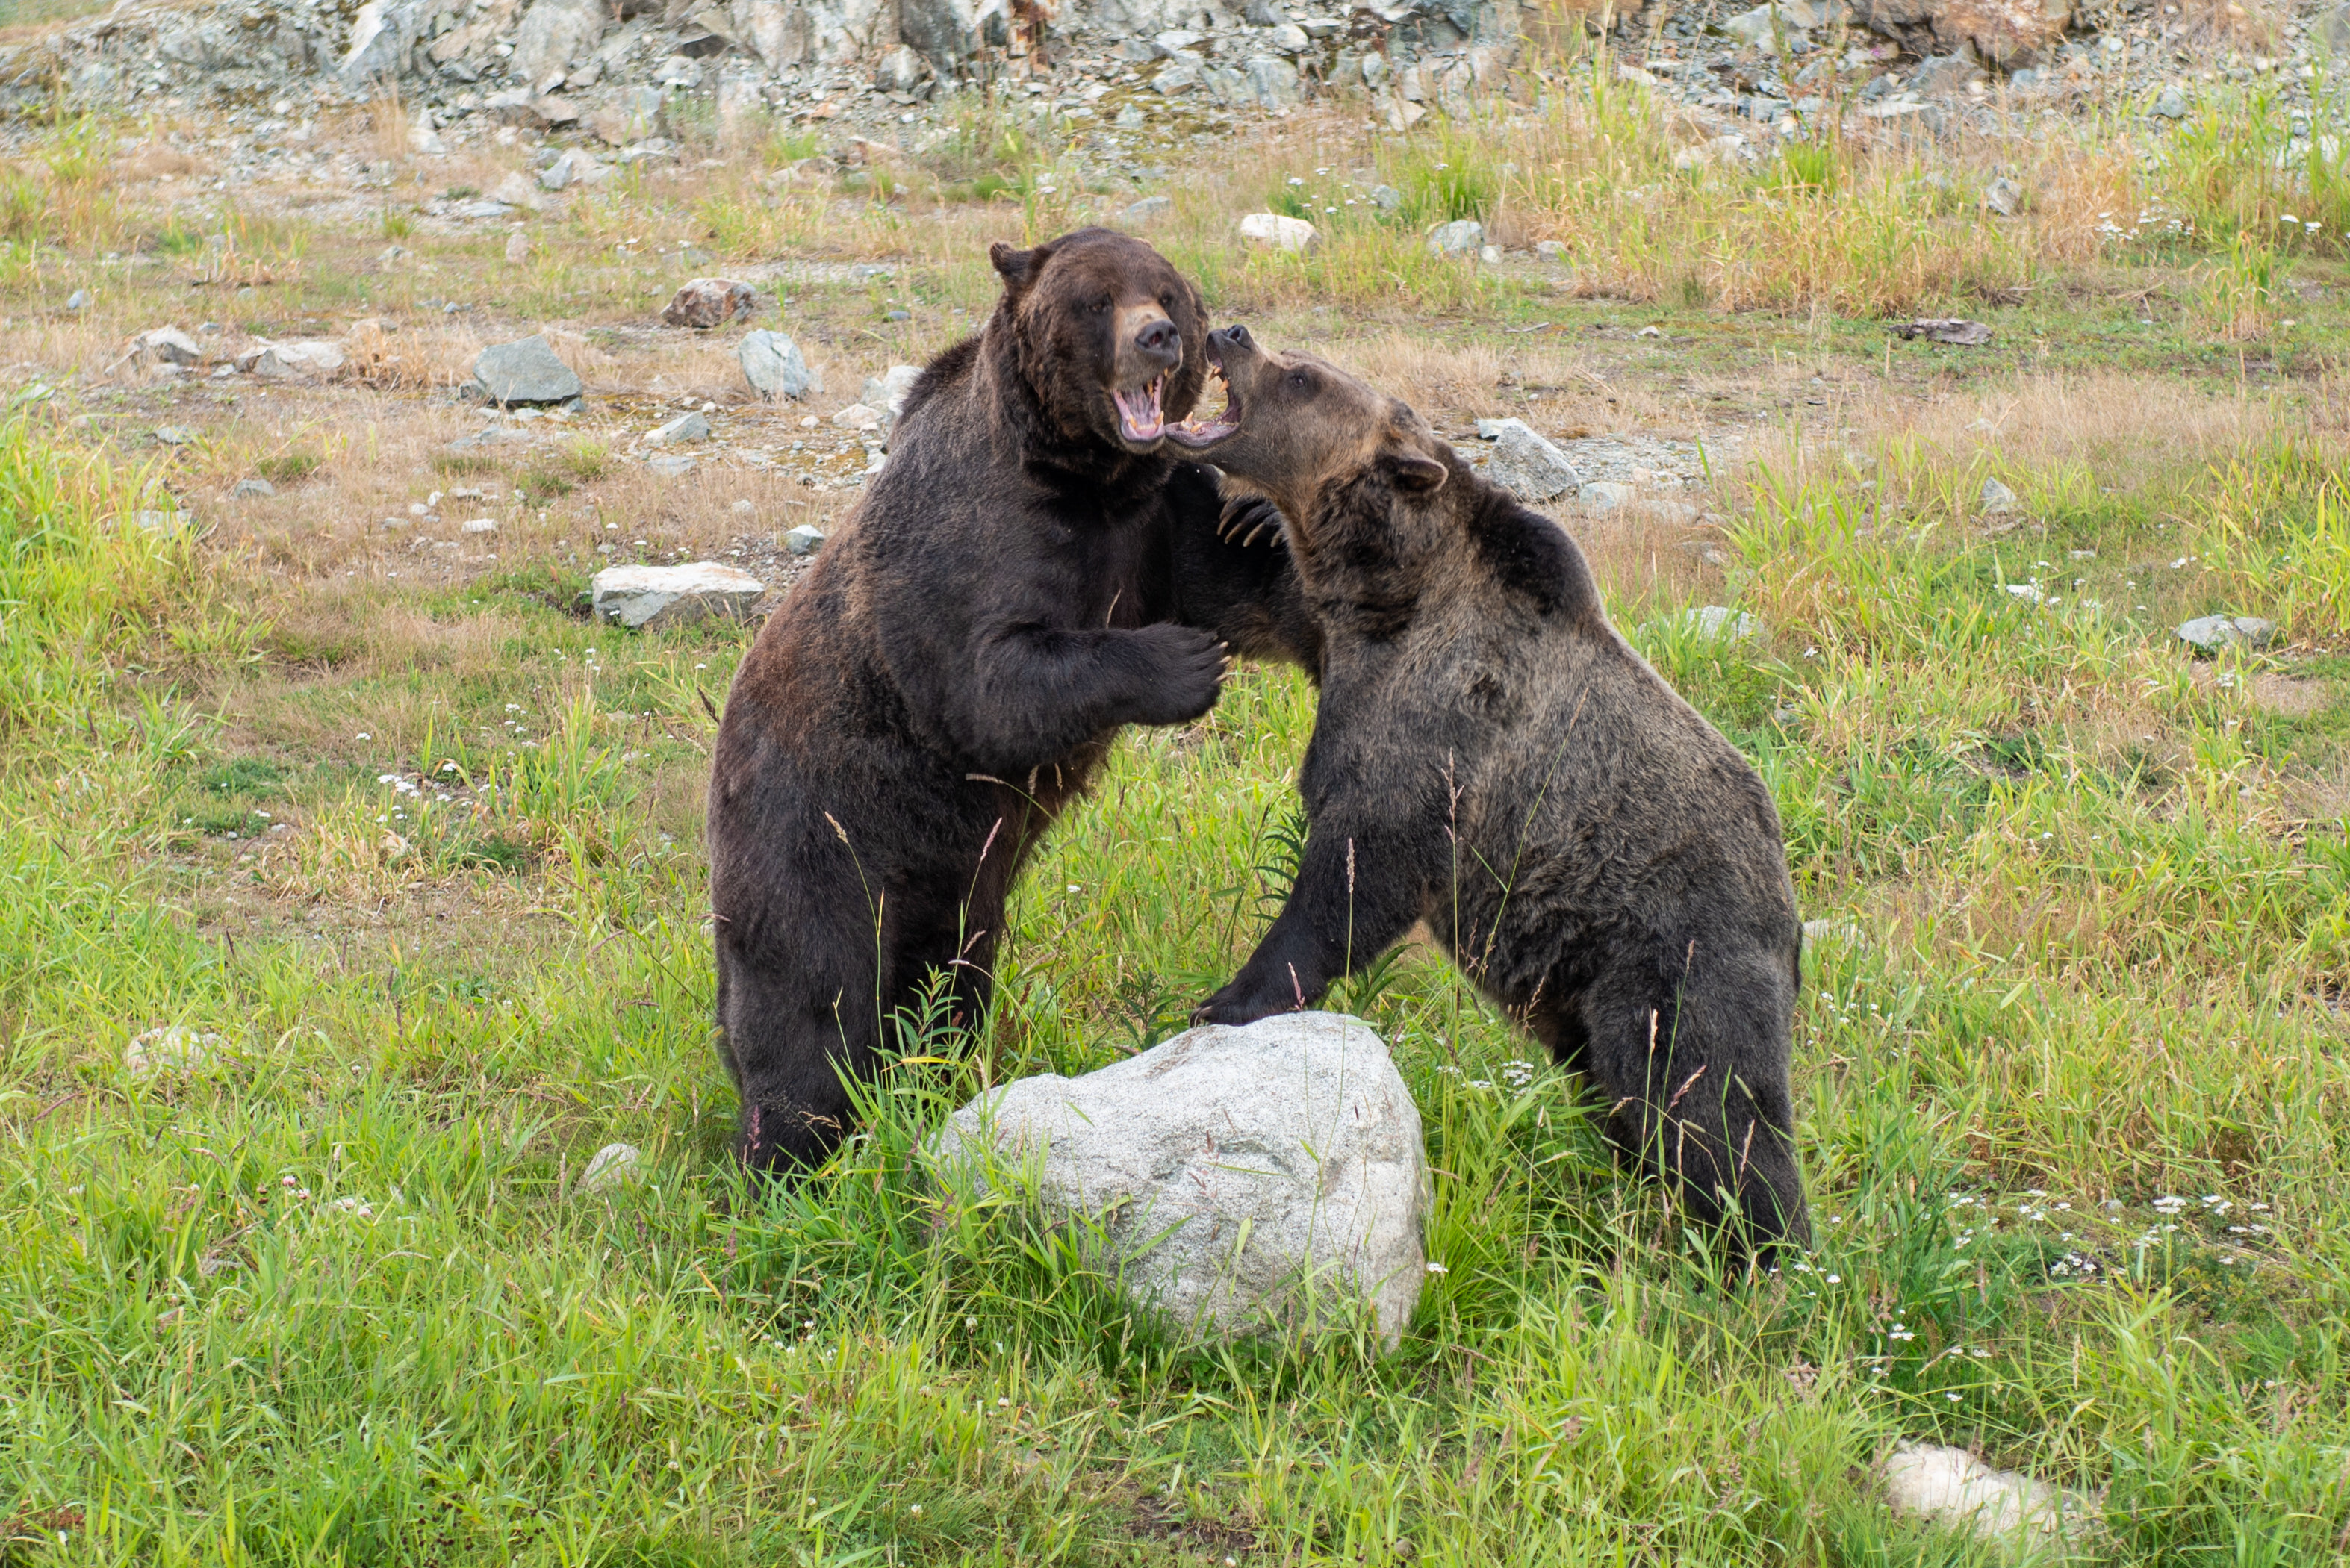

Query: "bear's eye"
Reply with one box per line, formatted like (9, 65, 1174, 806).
(1287, 370, 1312, 391)
(1089, 298, 1113, 314)
(1159, 291, 1175, 310)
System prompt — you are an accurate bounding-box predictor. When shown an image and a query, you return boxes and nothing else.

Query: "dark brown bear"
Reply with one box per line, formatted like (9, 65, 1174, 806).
(1184, 325, 1810, 1254)
(706, 231, 1313, 1174)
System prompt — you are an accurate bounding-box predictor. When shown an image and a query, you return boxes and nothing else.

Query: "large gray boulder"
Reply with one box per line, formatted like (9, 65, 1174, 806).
(512, 0, 609, 87)
(470, 335, 583, 405)
(338, 0, 429, 90)
(590, 563, 765, 629)
(1480, 418, 1582, 504)
(929, 1012, 1429, 1346)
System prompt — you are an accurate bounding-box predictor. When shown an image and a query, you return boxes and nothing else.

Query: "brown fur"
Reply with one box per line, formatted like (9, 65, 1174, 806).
(1191, 326, 1811, 1255)
(705, 233, 1315, 1174)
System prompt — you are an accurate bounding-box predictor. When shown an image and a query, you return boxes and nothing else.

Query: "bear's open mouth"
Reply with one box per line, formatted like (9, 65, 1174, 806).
(1112, 376, 1169, 443)
(1166, 364, 1240, 449)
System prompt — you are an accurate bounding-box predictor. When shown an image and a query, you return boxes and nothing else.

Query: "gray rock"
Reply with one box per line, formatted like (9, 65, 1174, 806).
(1909, 51, 1986, 96)
(928, 1012, 1429, 1346)
(65, 288, 89, 311)
(128, 1025, 224, 1080)
(875, 42, 926, 92)
(1983, 176, 2024, 217)
(237, 340, 347, 379)
(1122, 194, 1175, 227)
(1243, 54, 1303, 106)
(1370, 184, 1403, 211)
(152, 426, 196, 447)
(646, 453, 697, 478)
(1724, 4, 1809, 50)
(512, 0, 607, 87)
(783, 523, 827, 556)
(1426, 218, 1485, 255)
(460, 517, 498, 535)
(2322, 3, 2350, 55)
(1980, 476, 2020, 514)
(591, 562, 765, 629)
(650, 411, 712, 444)
(739, 329, 820, 401)
(1892, 317, 1993, 346)
(338, 0, 425, 93)
(1667, 605, 1761, 641)
(2177, 614, 2277, 653)
(488, 171, 547, 213)
(1572, 479, 1626, 511)
(485, 90, 579, 130)
(540, 148, 609, 190)
(899, 0, 980, 70)
(231, 478, 276, 499)
(577, 1142, 643, 1193)
(2152, 83, 2189, 118)
(831, 402, 883, 432)
(861, 364, 924, 429)
(128, 510, 190, 532)
(1884, 1441, 2091, 1544)
(589, 86, 666, 145)
(471, 335, 583, 406)
(1482, 419, 1582, 503)
(139, 326, 205, 366)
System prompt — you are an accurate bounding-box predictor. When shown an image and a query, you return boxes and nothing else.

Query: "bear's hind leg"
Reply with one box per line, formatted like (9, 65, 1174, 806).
(1583, 960, 1810, 1257)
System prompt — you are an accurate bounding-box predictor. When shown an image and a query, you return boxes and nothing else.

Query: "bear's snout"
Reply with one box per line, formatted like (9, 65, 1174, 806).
(1133, 314, 1180, 365)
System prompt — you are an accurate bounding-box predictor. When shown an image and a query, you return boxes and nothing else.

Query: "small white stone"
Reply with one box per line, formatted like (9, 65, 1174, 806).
(1883, 1442, 2089, 1543)
(578, 1142, 644, 1193)
(1237, 212, 1318, 253)
(127, 1026, 224, 1080)
(830, 402, 884, 432)
(460, 517, 498, 535)
(650, 411, 711, 444)
(590, 562, 764, 629)
(1426, 218, 1485, 255)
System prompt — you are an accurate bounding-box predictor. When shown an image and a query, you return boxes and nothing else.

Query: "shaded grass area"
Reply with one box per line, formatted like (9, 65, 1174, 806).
(4, 352, 2350, 1564)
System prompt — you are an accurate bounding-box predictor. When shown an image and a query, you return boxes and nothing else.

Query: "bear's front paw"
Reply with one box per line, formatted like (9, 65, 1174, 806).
(1190, 980, 1290, 1028)
(1131, 624, 1229, 727)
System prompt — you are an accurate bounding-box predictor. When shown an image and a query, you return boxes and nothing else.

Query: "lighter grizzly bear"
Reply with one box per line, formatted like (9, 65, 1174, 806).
(1181, 325, 1810, 1254)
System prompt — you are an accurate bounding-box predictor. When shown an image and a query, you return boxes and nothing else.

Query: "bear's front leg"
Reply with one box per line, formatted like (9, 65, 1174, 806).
(1193, 821, 1428, 1025)
(957, 622, 1228, 775)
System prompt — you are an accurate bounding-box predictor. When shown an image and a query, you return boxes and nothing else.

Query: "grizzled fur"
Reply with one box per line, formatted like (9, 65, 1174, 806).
(1191, 326, 1809, 1253)
(706, 232, 1315, 1174)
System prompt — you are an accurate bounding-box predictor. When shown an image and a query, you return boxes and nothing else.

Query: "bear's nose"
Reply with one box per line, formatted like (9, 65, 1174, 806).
(1212, 324, 1253, 351)
(1134, 316, 1181, 367)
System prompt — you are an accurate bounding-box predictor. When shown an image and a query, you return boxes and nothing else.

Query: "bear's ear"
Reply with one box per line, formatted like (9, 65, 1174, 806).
(989, 240, 1053, 302)
(1385, 439, 1449, 495)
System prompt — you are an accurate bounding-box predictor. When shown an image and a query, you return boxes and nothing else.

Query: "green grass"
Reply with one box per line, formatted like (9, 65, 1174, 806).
(7, 401, 2350, 1565)
(6, 67, 2350, 1567)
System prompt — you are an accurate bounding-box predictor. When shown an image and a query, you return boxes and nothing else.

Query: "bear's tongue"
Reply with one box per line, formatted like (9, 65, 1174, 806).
(1113, 376, 1166, 442)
